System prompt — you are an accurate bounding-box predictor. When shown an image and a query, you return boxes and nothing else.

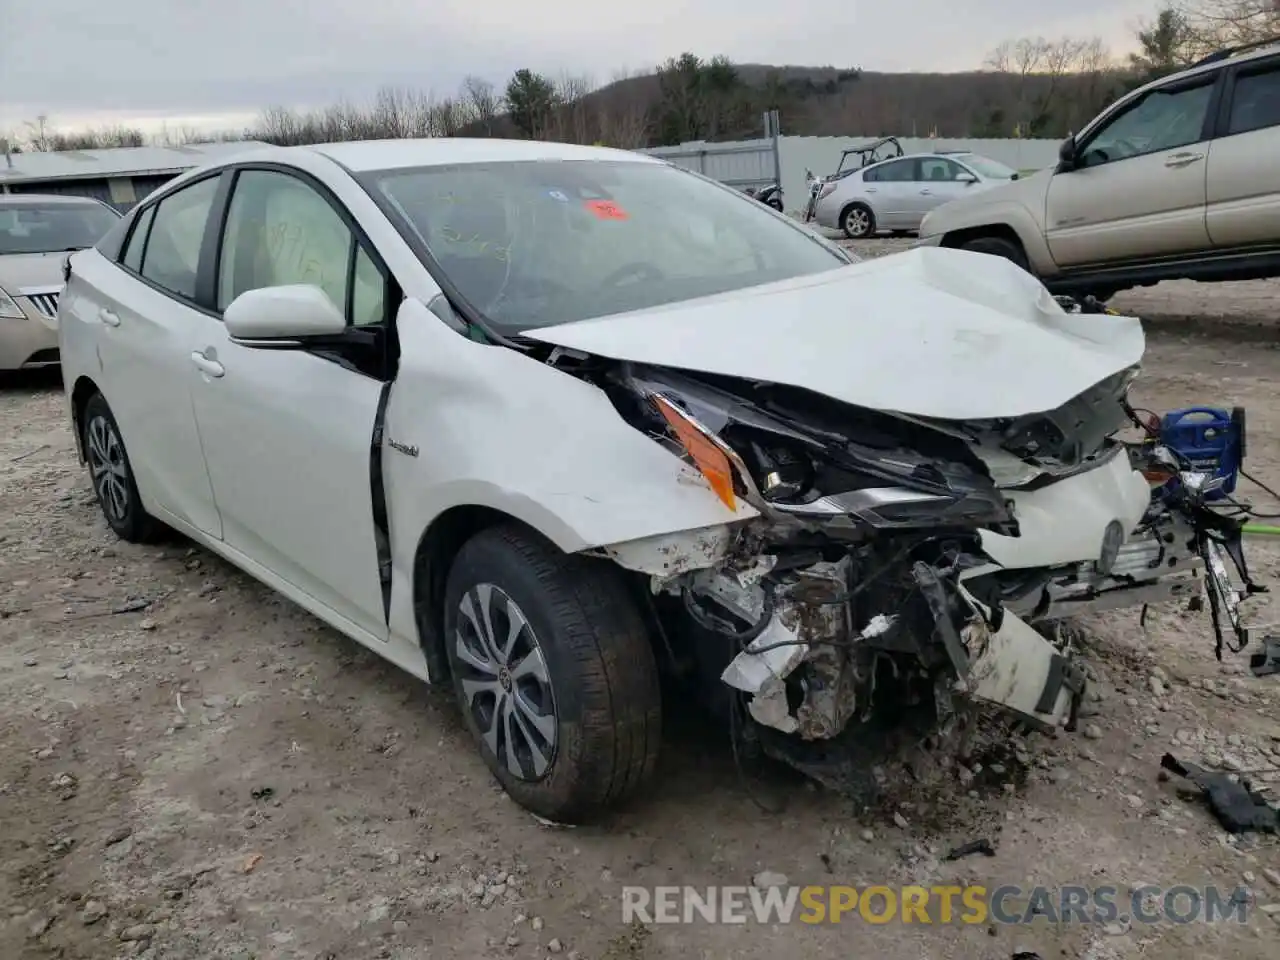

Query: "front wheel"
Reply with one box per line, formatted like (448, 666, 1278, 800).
(958, 235, 1030, 272)
(443, 525, 662, 823)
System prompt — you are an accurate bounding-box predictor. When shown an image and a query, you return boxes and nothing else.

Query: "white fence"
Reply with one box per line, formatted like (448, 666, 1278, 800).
(640, 135, 1063, 214)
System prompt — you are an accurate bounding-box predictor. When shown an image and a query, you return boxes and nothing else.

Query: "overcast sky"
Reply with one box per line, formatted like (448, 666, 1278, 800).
(2, 0, 1157, 136)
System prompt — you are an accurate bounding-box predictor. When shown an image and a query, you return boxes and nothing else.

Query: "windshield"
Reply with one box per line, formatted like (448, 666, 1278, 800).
(959, 155, 1018, 179)
(0, 201, 120, 255)
(365, 160, 847, 331)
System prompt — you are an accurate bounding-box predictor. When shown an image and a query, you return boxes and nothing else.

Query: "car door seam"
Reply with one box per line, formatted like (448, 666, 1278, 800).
(370, 379, 394, 625)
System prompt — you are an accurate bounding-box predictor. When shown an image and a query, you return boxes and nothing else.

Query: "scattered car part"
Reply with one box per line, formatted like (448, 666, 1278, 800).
(1161, 753, 1279, 834)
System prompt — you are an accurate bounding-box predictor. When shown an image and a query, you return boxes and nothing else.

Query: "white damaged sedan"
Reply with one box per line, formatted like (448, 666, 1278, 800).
(58, 139, 1215, 822)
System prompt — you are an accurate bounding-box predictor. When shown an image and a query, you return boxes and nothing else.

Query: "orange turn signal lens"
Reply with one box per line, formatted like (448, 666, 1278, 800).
(652, 394, 738, 511)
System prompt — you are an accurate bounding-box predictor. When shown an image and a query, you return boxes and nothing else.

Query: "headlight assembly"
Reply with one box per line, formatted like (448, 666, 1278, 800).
(0, 287, 25, 320)
(627, 370, 1014, 532)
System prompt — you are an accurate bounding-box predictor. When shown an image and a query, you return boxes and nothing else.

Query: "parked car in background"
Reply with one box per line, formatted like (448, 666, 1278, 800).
(0, 194, 121, 371)
(917, 39, 1280, 301)
(813, 152, 1019, 238)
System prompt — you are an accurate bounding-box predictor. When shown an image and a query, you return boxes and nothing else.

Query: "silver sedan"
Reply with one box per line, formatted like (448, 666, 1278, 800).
(813, 152, 1019, 239)
(0, 194, 121, 370)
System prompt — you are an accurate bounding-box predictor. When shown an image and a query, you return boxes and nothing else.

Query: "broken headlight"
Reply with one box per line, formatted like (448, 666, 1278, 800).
(622, 369, 1014, 532)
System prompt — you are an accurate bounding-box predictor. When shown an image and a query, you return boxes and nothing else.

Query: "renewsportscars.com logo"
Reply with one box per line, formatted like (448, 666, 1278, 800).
(621, 884, 1251, 926)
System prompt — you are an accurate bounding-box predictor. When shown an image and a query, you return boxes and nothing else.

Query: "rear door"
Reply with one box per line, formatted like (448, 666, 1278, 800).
(89, 174, 224, 537)
(861, 158, 919, 229)
(1044, 72, 1218, 267)
(1205, 54, 1280, 247)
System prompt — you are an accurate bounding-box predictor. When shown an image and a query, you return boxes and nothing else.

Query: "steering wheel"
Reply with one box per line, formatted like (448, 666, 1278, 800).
(601, 262, 665, 288)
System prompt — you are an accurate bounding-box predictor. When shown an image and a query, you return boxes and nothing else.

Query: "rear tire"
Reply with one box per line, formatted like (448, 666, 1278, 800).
(82, 392, 161, 543)
(443, 525, 662, 823)
(959, 235, 1030, 272)
(841, 202, 875, 239)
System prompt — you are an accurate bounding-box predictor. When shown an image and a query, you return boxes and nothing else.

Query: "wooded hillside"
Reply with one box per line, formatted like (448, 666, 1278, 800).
(7, 1, 1276, 152)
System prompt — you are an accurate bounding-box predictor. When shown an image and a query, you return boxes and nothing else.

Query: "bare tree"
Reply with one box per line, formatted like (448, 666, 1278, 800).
(461, 76, 499, 135)
(1179, 0, 1279, 52)
(545, 73, 594, 143)
(1072, 38, 1120, 128)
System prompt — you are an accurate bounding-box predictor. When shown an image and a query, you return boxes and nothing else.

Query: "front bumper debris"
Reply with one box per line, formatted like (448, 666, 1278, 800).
(713, 551, 1083, 742)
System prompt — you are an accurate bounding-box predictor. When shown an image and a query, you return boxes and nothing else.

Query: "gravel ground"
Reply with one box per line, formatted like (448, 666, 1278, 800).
(3, 246, 1280, 960)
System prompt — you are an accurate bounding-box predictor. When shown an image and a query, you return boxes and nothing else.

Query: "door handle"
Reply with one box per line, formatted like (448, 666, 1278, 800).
(99, 308, 120, 327)
(1164, 152, 1204, 167)
(190, 351, 225, 378)
(920, 189, 932, 195)
(865, 187, 877, 193)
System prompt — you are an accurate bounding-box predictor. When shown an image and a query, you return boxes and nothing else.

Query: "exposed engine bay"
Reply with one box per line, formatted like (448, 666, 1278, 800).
(541, 297, 1268, 796)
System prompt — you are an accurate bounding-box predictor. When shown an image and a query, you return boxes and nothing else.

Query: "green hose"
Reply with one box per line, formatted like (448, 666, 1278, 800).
(1244, 523, 1280, 537)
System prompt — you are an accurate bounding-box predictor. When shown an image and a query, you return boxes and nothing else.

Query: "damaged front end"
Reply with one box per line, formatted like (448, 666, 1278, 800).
(558, 338, 1272, 795)
(583, 362, 1093, 791)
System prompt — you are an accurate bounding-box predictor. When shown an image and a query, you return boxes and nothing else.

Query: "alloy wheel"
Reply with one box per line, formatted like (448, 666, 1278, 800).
(87, 414, 130, 524)
(845, 207, 871, 237)
(454, 582, 558, 781)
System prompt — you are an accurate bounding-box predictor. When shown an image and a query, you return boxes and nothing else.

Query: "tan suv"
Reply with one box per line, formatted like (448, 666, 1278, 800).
(917, 39, 1280, 301)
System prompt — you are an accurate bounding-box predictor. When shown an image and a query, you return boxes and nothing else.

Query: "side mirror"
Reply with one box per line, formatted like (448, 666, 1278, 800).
(957, 172, 979, 185)
(224, 284, 347, 344)
(1058, 137, 1078, 168)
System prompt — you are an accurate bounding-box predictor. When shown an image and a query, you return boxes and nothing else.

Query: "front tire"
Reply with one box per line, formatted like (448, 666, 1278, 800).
(82, 392, 160, 543)
(841, 202, 875, 239)
(959, 235, 1030, 272)
(443, 525, 662, 823)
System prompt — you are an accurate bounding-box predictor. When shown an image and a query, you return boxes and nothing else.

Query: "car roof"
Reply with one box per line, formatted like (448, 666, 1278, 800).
(1132, 38, 1280, 96)
(0, 193, 115, 208)
(300, 137, 663, 173)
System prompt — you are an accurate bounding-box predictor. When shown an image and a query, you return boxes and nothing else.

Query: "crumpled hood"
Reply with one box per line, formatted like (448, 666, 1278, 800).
(0, 252, 68, 292)
(525, 246, 1145, 421)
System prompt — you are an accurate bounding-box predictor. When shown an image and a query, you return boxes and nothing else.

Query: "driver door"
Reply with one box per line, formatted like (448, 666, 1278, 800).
(1045, 74, 1218, 268)
(185, 167, 394, 643)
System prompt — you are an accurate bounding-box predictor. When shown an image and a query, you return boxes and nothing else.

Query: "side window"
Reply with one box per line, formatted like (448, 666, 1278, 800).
(919, 158, 965, 181)
(121, 204, 156, 273)
(1079, 80, 1214, 168)
(139, 176, 220, 300)
(351, 246, 387, 327)
(1226, 63, 1280, 136)
(218, 169, 381, 325)
(867, 159, 917, 183)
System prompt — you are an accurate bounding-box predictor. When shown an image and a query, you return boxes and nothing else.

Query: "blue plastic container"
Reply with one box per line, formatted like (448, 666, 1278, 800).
(1159, 406, 1244, 499)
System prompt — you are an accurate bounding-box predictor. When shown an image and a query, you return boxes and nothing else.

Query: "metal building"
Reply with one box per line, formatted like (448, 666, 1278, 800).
(0, 141, 271, 212)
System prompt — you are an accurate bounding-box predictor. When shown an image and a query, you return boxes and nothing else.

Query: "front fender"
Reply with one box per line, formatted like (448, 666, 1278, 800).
(383, 297, 760, 567)
(928, 192, 1056, 276)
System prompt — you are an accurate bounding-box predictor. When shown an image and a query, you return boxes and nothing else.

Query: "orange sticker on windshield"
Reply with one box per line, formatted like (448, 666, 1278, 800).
(584, 200, 629, 220)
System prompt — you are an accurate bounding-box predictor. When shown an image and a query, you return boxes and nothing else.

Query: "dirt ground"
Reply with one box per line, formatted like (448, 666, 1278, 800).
(2, 245, 1279, 960)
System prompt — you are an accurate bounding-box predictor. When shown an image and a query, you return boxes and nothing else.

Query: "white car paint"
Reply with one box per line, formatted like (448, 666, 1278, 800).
(527, 244, 1144, 421)
(55, 138, 1154, 779)
(975, 445, 1152, 571)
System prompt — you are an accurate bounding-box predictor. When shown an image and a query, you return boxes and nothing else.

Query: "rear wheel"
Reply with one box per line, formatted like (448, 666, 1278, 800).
(82, 392, 160, 543)
(841, 203, 875, 239)
(958, 235, 1030, 272)
(443, 525, 661, 823)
